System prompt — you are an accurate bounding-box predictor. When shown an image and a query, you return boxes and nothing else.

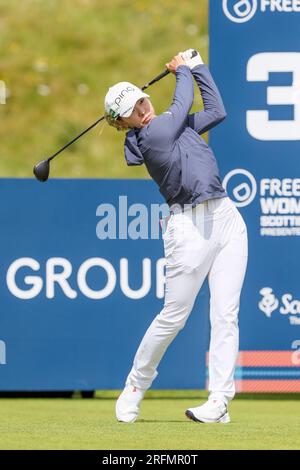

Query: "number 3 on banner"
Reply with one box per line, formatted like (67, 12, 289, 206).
(247, 52, 300, 141)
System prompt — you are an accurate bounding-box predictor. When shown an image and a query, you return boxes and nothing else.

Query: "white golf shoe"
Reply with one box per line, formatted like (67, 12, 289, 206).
(115, 384, 146, 423)
(185, 398, 230, 423)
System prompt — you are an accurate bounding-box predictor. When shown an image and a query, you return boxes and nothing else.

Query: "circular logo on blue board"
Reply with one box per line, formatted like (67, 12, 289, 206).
(222, 0, 258, 23)
(223, 169, 257, 207)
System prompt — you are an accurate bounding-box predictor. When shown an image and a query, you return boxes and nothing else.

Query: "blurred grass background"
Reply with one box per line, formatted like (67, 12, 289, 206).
(0, 0, 209, 178)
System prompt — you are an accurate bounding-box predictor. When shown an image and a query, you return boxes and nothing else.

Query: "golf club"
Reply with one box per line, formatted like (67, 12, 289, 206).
(33, 69, 170, 182)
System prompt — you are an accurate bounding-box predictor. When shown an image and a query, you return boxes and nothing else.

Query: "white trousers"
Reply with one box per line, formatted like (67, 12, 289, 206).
(126, 197, 248, 404)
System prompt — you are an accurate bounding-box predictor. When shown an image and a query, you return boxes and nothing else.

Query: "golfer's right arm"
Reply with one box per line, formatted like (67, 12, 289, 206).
(166, 64, 194, 135)
(148, 62, 194, 146)
(145, 58, 194, 149)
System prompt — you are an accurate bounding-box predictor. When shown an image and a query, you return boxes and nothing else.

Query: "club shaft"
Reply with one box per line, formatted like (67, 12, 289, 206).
(48, 115, 105, 162)
(141, 69, 170, 90)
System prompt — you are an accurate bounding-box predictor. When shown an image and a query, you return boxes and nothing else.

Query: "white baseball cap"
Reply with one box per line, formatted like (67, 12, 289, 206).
(104, 81, 149, 119)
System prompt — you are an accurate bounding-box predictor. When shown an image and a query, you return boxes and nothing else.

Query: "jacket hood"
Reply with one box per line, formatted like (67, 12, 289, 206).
(124, 129, 144, 166)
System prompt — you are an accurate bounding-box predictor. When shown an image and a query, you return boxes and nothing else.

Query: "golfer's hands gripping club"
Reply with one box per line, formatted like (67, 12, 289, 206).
(165, 54, 186, 74)
(179, 49, 204, 69)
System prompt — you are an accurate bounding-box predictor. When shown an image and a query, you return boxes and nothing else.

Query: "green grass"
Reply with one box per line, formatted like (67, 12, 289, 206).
(1, 391, 300, 449)
(0, 0, 209, 179)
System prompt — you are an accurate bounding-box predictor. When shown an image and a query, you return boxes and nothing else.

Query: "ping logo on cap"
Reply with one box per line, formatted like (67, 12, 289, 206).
(114, 86, 136, 108)
(105, 81, 148, 119)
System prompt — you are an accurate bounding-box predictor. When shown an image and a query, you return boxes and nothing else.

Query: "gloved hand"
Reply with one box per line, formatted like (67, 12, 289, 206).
(179, 49, 204, 69)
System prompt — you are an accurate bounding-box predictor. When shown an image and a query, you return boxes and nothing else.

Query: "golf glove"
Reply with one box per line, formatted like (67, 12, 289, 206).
(179, 49, 204, 69)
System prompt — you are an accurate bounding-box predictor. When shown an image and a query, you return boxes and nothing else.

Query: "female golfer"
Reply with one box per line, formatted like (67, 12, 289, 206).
(104, 50, 248, 423)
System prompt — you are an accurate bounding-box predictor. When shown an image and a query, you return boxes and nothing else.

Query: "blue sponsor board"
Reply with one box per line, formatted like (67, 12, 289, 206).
(209, 0, 300, 389)
(0, 179, 209, 390)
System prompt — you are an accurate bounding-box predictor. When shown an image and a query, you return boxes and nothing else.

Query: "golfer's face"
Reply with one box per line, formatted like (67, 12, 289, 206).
(121, 98, 155, 128)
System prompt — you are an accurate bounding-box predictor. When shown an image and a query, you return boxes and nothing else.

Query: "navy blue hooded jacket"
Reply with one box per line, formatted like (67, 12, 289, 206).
(124, 64, 227, 209)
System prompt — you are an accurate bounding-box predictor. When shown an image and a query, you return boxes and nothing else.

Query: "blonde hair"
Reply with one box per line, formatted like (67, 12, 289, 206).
(105, 113, 128, 132)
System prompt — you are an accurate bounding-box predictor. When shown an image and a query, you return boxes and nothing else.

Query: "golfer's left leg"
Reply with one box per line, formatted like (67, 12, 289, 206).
(207, 212, 248, 405)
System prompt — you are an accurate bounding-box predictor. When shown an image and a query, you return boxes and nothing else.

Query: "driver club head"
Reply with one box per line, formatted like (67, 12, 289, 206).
(33, 159, 50, 182)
